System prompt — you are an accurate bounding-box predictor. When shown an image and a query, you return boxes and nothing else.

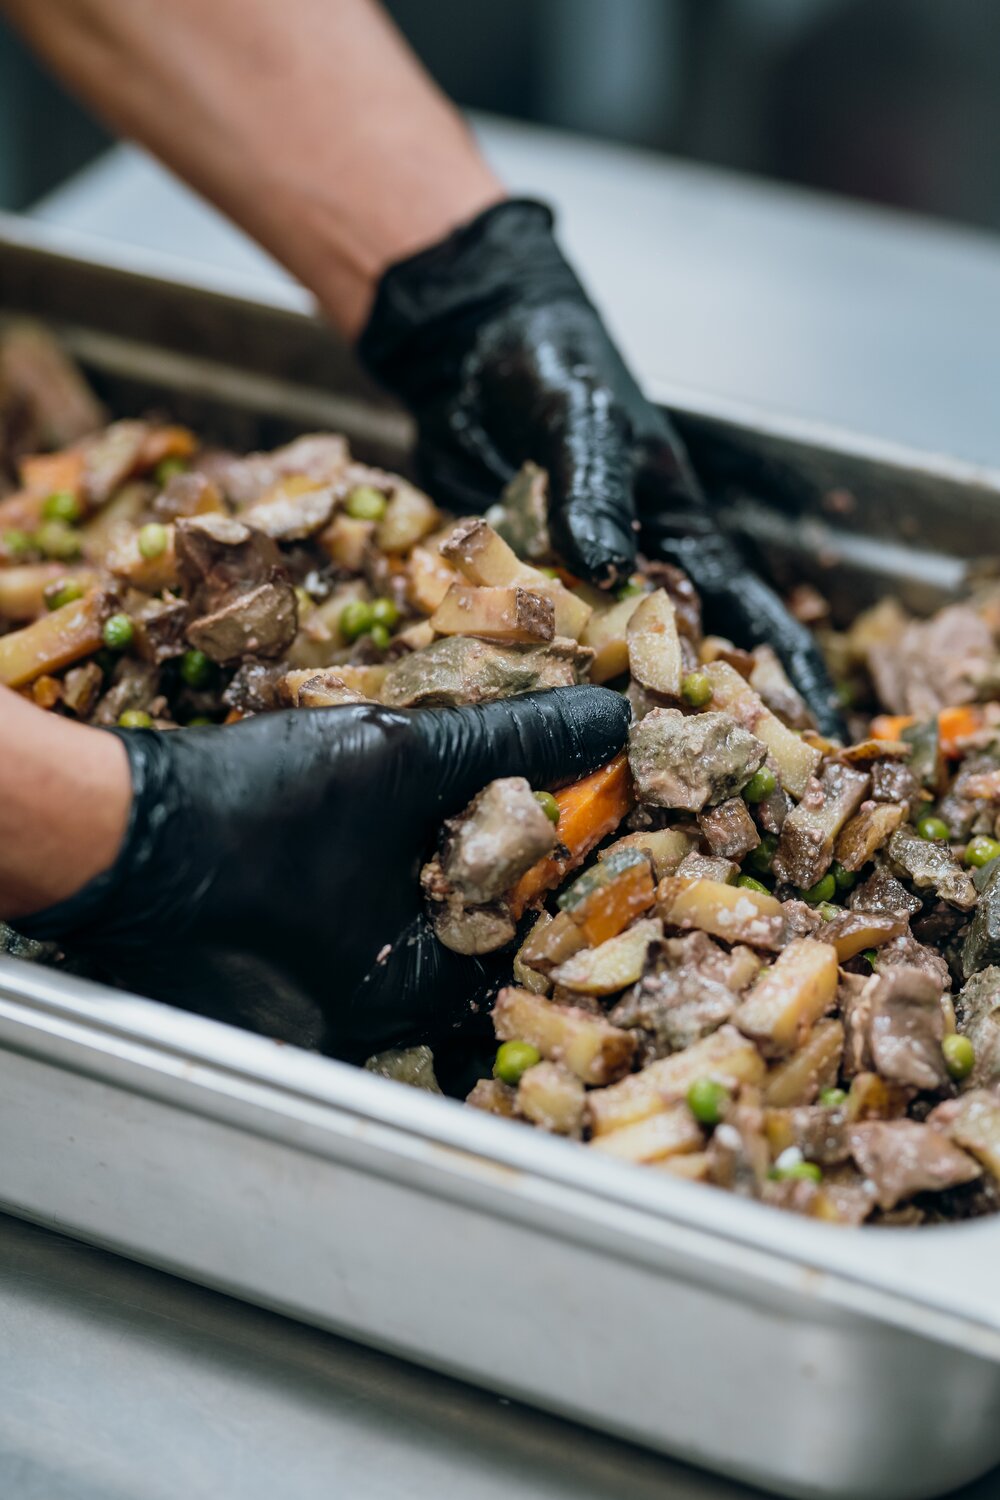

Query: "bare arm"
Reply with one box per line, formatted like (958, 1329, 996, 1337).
(1, 0, 504, 335)
(0, 687, 130, 920)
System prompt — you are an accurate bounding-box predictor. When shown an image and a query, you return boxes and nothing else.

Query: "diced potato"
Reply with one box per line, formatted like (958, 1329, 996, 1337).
(702, 661, 822, 798)
(80, 480, 152, 558)
(820, 910, 907, 962)
(580, 590, 645, 682)
(513, 913, 554, 994)
(493, 987, 636, 1086)
(734, 939, 839, 1056)
(466, 1078, 520, 1118)
(0, 563, 90, 622)
(657, 876, 785, 950)
(286, 580, 368, 668)
(834, 802, 907, 872)
(406, 545, 457, 613)
(588, 1026, 765, 1136)
(550, 917, 662, 996)
(394, 620, 436, 653)
(104, 524, 179, 592)
(290, 672, 367, 708)
(375, 482, 439, 553)
(441, 519, 591, 638)
(598, 829, 693, 881)
(517, 1062, 585, 1136)
(652, 1150, 712, 1181)
(430, 582, 555, 643)
(844, 1071, 912, 1122)
(589, 1103, 704, 1164)
(0, 589, 107, 687)
(518, 909, 587, 974)
(943, 1091, 1000, 1179)
(626, 588, 682, 697)
(763, 1019, 845, 1106)
(320, 514, 375, 573)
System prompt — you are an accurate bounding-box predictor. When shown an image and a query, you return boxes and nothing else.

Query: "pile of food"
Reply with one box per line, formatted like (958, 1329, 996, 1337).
(4, 320, 1000, 1228)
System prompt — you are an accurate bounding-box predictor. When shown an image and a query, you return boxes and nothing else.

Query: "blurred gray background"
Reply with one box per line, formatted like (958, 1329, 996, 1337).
(3, 0, 1000, 230)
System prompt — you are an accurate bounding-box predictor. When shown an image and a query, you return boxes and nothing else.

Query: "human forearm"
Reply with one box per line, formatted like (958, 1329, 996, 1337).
(1, 0, 503, 335)
(0, 687, 130, 920)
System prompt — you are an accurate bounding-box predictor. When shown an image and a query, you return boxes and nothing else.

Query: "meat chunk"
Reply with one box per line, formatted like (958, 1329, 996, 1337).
(849, 864, 922, 918)
(868, 604, 999, 717)
(186, 582, 297, 664)
(223, 659, 286, 714)
(833, 802, 907, 873)
(628, 708, 766, 812)
(962, 861, 1000, 977)
(870, 759, 921, 809)
(875, 931, 951, 994)
(93, 659, 160, 726)
(772, 764, 870, 889)
(697, 798, 760, 860)
(82, 419, 149, 506)
(133, 595, 189, 663)
(956, 967, 1000, 1087)
(865, 966, 950, 1091)
(887, 826, 977, 911)
(610, 945, 737, 1056)
(211, 433, 349, 508)
(153, 471, 225, 521)
(764, 1105, 850, 1165)
(175, 513, 298, 664)
(244, 482, 338, 541)
(439, 778, 557, 905)
(849, 1120, 980, 1209)
(380, 635, 591, 708)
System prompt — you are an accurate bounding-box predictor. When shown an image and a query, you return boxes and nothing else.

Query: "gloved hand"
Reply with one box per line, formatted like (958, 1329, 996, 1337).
(360, 198, 844, 738)
(19, 687, 629, 1060)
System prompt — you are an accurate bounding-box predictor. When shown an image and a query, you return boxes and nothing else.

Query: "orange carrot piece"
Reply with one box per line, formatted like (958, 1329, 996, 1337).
(573, 859, 656, 947)
(869, 714, 914, 742)
(18, 449, 85, 499)
(508, 752, 634, 918)
(938, 705, 988, 756)
(138, 425, 198, 469)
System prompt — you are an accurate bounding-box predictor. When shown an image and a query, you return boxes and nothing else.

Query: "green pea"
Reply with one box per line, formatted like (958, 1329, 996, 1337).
(371, 596, 400, 630)
(862, 948, 878, 971)
(771, 1160, 823, 1183)
(686, 1077, 730, 1126)
(681, 671, 713, 709)
(42, 490, 83, 525)
(800, 872, 837, 904)
(965, 835, 1000, 869)
(616, 580, 644, 600)
(45, 579, 84, 611)
(369, 621, 392, 650)
(831, 861, 856, 892)
(815, 901, 841, 922)
(345, 485, 388, 521)
(102, 613, 134, 651)
(2, 529, 34, 558)
(118, 708, 152, 729)
(153, 456, 188, 486)
(533, 790, 561, 825)
(942, 1033, 975, 1082)
(749, 833, 778, 875)
(339, 599, 375, 641)
(137, 522, 169, 560)
(179, 648, 213, 689)
(35, 520, 82, 561)
(294, 586, 314, 618)
(186, 716, 214, 727)
(494, 1040, 541, 1086)
(743, 766, 778, 804)
(819, 1087, 847, 1108)
(835, 681, 855, 709)
(916, 814, 950, 842)
(736, 874, 770, 895)
(537, 566, 561, 579)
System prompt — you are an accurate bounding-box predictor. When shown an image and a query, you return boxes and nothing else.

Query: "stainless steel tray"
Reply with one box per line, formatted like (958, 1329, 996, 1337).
(4, 213, 1000, 1500)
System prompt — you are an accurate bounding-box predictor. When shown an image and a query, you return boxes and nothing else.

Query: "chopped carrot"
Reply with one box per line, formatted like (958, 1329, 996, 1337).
(572, 859, 656, 947)
(31, 674, 63, 710)
(18, 449, 85, 499)
(938, 705, 988, 756)
(224, 708, 245, 725)
(509, 752, 634, 918)
(138, 425, 198, 470)
(869, 714, 914, 742)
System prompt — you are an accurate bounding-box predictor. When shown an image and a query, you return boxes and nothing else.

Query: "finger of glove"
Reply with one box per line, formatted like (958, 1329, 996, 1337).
(410, 685, 631, 823)
(541, 379, 637, 586)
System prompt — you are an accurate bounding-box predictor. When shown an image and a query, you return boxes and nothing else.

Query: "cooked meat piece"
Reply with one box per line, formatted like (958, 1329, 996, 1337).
(675, 851, 739, 884)
(175, 513, 288, 614)
(849, 864, 922, 918)
(911, 900, 966, 951)
(93, 659, 160, 726)
(876, 931, 951, 993)
(765, 1104, 850, 1165)
(0, 919, 57, 964)
(748, 645, 813, 730)
(866, 965, 950, 1091)
(380, 635, 591, 708)
(772, 764, 870, 889)
(819, 909, 907, 963)
(697, 798, 760, 859)
(245, 483, 338, 541)
(133, 596, 189, 663)
(962, 860, 1000, 977)
(212, 434, 349, 508)
(780, 900, 824, 940)
(153, 471, 225, 521)
(956, 968, 1000, 1086)
(819, 1166, 878, 1225)
(61, 660, 104, 718)
(660, 931, 761, 992)
(287, 672, 368, 708)
(755, 783, 792, 836)
(937, 755, 1000, 840)
(628, 708, 766, 812)
(82, 419, 149, 506)
(610, 961, 735, 1056)
(440, 777, 557, 905)
(466, 1077, 520, 1118)
(868, 604, 999, 717)
(223, 659, 287, 713)
(870, 759, 921, 809)
(886, 826, 977, 911)
(186, 582, 297, 664)
(428, 892, 517, 956)
(833, 802, 907, 873)
(929, 1088, 1000, 1181)
(760, 1178, 822, 1216)
(0, 321, 105, 454)
(487, 461, 552, 562)
(849, 1120, 980, 1209)
(706, 1100, 769, 1197)
(840, 972, 875, 1076)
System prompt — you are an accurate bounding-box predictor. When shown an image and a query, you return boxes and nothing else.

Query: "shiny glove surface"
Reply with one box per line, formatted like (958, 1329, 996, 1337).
(360, 198, 843, 736)
(20, 687, 629, 1060)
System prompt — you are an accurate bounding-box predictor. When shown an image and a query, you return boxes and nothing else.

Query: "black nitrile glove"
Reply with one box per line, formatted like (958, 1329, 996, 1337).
(360, 198, 844, 738)
(20, 687, 630, 1060)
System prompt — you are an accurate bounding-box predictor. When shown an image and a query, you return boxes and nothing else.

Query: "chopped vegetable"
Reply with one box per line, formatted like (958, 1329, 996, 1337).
(118, 708, 153, 729)
(494, 1039, 541, 1086)
(179, 648, 213, 689)
(339, 599, 375, 642)
(533, 790, 560, 824)
(681, 671, 713, 708)
(819, 1087, 847, 1107)
(492, 988, 636, 1086)
(346, 485, 388, 521)
(966, 836, 1000, 868)
(626, 588, 683, 697)
(917, 814, 950, 842)
(686, 1077, 730, 1126)
(431, 582, 555, 643)
(137, 522, 169, 560)
(942, 1033, 976, 1082)
(734, 938, 839, 1056)
(743, 766, 777, 804)
(102, 613, 134, 652)
(42, 490, 83, 525)
(800, 874, 837, 905)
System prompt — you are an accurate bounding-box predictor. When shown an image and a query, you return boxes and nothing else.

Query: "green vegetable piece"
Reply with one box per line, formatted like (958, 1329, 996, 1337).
(819, 1087, 847, 1108)
(616, 580, 644, 600)
(831, 860, 856, 892)
(102, 613, 135, 651)
(533, 790, 560, 825)
(942, 1033, 975, 1082)
(35, 521, 82, 561)
(687, 1077, 730, 1126)
(815, 901, 841, 922)
(153, 456, 188, 486)
(681, 671, 713, 709)
(186, 716, 214, 727)
(137, 522, 169, 560)
(537, 566, 560, 579)
(179, 648, 213, 689)
(42, 490, 83, 525)
(736, 874, 770, 895)
(835, 681, 855, 709)
(916, 814, 950, 842)
(965, 835, 1000, 869)
(748, 833, 778, 875)
(862, 948, 878, 971)
(771, 1160, 823, 1183)
(369, 621, 391, 650)
(118, 709, 152, 729)
(45, 579, 84, 611)
(494, 1039, 541, 1086)
(799, 872, 837, 904)
(345, 485, 387, 521)
(743, 766, 778, 804)
(371, 596, 400, 630)
(340, 599, 375, 641)
(2, 529, 34, 558)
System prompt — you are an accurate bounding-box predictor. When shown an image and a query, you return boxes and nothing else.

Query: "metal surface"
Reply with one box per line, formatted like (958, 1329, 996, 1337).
(3, 218, 1000, 1500)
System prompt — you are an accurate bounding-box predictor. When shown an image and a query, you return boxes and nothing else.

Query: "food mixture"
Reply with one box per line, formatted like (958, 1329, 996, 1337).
(3, 319, 1000, 1228)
